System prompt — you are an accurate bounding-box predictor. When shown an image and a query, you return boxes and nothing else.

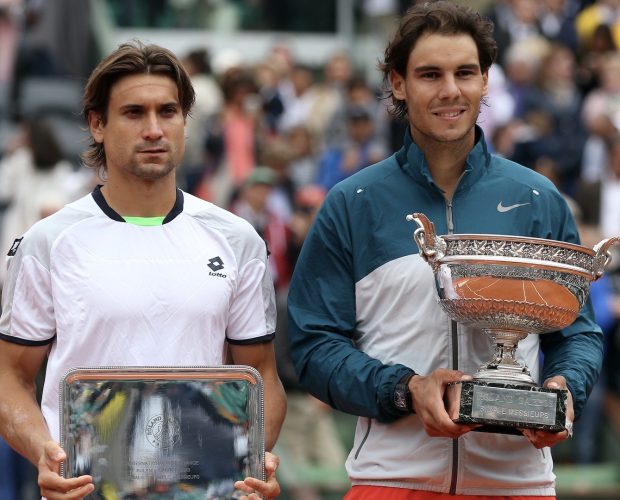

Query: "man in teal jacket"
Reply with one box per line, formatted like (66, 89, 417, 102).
(287, 2, 604, 498)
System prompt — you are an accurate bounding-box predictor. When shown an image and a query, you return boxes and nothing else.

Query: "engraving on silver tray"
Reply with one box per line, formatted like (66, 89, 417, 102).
(449, 239, 596, 272)
(471, 385, 557, 426)
(145, 414, 181, 449)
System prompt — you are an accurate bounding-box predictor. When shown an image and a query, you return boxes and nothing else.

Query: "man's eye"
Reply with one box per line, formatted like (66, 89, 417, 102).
(421, 73, 438, 80)
(162, 107, 178, 116)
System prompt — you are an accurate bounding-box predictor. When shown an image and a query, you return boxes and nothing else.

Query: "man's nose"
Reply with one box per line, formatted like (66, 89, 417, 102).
(438, 75, 461, 99)
(143, 113, 164, 138)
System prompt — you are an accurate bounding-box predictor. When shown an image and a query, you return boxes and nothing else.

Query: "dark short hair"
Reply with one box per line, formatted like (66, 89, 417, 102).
(81, 41, 196, 171)
(379, 1, 497, 121)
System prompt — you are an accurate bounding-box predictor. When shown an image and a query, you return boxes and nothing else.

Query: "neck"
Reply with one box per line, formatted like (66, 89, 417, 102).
(100, 176, 177, 217)
(412, 129, 474, 200)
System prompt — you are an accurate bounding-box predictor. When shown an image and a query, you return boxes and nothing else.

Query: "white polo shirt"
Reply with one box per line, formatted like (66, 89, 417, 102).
(0, 187, 276, 441)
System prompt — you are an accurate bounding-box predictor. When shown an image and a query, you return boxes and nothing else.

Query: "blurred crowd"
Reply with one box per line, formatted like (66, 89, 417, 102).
(3, 0, 620, 498)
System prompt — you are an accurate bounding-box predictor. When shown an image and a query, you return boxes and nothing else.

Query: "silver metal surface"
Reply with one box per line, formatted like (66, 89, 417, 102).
(60, 366, 264, 499)
(409, 213, 620, 385)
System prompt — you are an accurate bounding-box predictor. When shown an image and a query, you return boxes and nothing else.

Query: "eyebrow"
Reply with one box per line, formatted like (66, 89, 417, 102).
(413, 63, 480, 74)
(118, 101, 180, 111)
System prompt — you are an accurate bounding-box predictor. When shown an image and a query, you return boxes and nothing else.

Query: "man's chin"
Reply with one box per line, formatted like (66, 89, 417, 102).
(130, 163, 176, 180)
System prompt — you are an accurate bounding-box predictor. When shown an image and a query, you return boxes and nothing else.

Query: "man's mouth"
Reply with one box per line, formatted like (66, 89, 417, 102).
(433, 109, 465, 118)
(139, 148, 168, 154)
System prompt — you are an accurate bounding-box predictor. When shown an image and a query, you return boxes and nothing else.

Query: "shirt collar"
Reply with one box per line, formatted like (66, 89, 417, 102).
(91, 185, 184, 223)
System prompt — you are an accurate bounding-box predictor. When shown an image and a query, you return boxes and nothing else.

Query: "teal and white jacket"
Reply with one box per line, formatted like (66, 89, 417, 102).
(287, 126, 604, 495)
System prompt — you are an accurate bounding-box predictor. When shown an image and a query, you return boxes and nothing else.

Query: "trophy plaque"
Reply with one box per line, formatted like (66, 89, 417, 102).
(60, 366, 264, 499)
(408, 212, 619, 434)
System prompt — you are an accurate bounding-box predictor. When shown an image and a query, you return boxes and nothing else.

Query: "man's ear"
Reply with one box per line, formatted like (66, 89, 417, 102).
(390, 70, 406, 101)
(88, 111, 104, 144)
(481, 70, 489, 98)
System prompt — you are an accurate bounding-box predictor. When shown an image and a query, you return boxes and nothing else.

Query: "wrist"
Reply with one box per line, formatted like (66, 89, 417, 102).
(392, 372, 416, 414)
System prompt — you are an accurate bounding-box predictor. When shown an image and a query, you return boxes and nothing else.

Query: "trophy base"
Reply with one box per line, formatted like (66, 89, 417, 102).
(445, 380, 567, 435)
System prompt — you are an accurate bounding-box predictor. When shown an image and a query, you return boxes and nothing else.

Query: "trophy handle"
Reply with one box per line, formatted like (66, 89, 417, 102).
(592, 237, 620, 280)
(406, 212, 446, 263)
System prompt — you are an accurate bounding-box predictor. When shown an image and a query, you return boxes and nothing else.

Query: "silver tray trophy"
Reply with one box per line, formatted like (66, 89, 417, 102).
(60, 366, 264, 499)
(408, 212, 620, 434)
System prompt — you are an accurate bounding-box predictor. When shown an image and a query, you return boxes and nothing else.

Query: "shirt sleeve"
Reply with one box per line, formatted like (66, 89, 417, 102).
(0, 242, 57, 345)
(224, 215, 277, 344)
(287, 188, 414, 423)
(226, 255, 276, 344)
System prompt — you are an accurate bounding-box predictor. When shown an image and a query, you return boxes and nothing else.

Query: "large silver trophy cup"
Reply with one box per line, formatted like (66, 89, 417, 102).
(408, 212, 619, 434)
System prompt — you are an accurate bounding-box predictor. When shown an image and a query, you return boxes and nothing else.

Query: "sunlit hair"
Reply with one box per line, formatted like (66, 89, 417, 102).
(81, 41, 196, 172)
(379, 1, 497, 121)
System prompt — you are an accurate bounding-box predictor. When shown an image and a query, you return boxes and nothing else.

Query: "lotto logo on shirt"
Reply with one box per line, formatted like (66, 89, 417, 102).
(8, 237, 23, 256)
(207, 256, 227, 278)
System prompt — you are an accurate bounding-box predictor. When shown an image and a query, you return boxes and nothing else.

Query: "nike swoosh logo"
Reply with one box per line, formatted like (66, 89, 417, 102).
(497, 202, 530, 213)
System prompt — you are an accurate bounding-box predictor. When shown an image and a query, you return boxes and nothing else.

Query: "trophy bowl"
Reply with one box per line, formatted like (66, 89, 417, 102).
(407, 212, 619, 433)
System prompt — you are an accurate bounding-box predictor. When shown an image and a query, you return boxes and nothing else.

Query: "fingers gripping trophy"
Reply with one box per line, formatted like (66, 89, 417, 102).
(408, 212, 620, 434)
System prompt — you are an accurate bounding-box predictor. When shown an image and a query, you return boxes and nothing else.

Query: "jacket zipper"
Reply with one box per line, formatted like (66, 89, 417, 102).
(446, 199, 459, 495)
(446, 200, 455, 234)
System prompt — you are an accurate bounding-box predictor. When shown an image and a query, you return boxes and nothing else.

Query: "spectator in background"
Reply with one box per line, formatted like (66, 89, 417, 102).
(317, 104, 387, 190)
(581, 52, 620, 182)
(502, 37, 550, 119)
(485, 0, 545, 66)
(576, 0, 620, 50)
(287, 185, 326, 269)
(539, 0, 580, 52)
(477, 63, 516, 144)
(178, 47, 223, 195)
(575, 22, 617, 95)
(285, 125, 319, 190)
(324, 74, 390, 152)
(305, 51, 354, 146)
(230, 166, 291, 293)
(0, 0, 22, 85)
(259, 137, 295, 223)
(200, 69, 264, 206)
(574, 133, 620, 239)
(277, 64, 315, 133)
(518, 42, 585, 193)
(0, 117, 90, 285)
(255, 57, 285, 135)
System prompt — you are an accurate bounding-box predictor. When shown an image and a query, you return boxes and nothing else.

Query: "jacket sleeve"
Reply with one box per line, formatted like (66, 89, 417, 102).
(540, 304, 603, 420)
(538, 192, 605, 421)
(287, 189, 414, 423)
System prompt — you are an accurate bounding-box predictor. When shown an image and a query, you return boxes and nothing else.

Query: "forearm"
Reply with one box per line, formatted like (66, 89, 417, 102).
(289, 317, 413, 422)
(0, 370, 52, 465)
(228, 342, 286, 451)
(540, 310, 604, 418)
(263, 373, 286, 451)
